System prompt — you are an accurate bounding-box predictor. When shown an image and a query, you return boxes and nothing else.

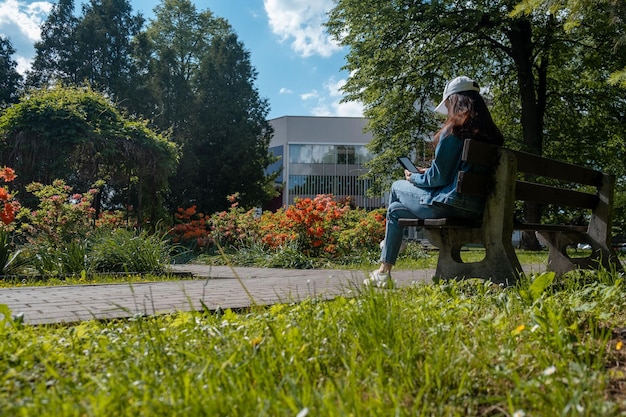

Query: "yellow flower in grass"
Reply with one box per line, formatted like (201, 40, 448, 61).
(512, 324, 525, 335)
(250, 336, 263, 348)
(616, 340, 623, 351)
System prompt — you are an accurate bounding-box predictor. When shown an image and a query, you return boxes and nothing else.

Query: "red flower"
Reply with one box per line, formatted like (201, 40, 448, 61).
(0, 202, 15, 225)
(0, 167, 16, 182)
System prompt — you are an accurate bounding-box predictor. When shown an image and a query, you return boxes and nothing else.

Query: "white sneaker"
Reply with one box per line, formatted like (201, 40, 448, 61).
(364, 270, 394, 288)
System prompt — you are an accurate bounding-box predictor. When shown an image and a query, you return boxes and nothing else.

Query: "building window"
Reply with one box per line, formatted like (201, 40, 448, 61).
(287, 144, 382, 209)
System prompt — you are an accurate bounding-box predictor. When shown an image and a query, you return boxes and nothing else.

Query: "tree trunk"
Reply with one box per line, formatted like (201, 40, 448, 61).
(506, 17, 551, 250)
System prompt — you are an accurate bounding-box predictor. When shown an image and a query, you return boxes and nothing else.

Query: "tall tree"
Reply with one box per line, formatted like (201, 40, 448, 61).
(140, 0, 228, 140)
(27, 0, 144, 110)
(141, 0, 276, 213)
(175, 33, 277, 213)
(73, 0, 144, 104)
(326, 0, 626, 248)
(26, 0, 78, 87)
(0, 36, 22, 107)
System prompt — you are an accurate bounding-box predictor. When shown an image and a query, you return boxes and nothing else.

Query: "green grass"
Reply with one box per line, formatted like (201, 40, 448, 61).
(196, 241, 554, 271)
(0, 271, 194, 288)
(1, 271, 625, 416)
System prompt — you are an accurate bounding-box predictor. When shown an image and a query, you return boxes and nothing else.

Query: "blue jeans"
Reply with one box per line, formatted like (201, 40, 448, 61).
(380, 180, 482, 265)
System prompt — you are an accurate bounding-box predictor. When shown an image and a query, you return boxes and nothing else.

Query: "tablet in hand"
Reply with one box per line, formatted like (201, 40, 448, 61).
(397, 156, 419, 173)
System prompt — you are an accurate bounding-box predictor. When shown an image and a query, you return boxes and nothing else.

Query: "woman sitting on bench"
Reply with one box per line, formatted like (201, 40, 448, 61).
(365, 76, 504, 288)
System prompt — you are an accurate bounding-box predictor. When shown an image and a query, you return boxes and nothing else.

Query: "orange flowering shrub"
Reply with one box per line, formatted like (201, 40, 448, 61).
(258, 209, 296, 248)
(170, 194, 261, 250)
(170, 205, 211, 248)
(0, 167, 19, 227)
(170, 194, 387, 260)
(260, 194, 352, 257)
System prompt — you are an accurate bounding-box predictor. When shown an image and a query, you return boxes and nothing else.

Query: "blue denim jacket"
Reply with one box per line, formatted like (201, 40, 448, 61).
(409, 131, 486, 213)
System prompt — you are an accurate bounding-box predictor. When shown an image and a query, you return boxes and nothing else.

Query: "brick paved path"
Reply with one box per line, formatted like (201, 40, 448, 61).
(0, 264, 546, 325)
(0, 266, 438, 325)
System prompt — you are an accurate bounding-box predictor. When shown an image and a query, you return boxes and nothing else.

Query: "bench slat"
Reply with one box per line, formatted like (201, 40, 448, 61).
(515, 181, 599, 209)
(424, 218, 482, 228)
(398, 218, 482, 228)
(398, 219, 424, 227)
(400, 218, 589, 233)
(514, 222, 587, 233)
(512, 150, 602, 186)
(417, 219, 589, 232)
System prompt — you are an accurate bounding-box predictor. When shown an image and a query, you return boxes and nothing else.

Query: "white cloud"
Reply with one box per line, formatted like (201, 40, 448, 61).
(0, 0, 52, 73)
(311, 98, 363, 117)
(306, 76, 363, 117)
(325, 77, 345, 97)
(14, 54, 31, 74)
(279, 87, 294, 94)
(310, 103, 332, 117)
(0, 0, 50, 41)
(300, 90, 319, 101)
(331, 100, 364, 117)
(263, 0, 342, 58)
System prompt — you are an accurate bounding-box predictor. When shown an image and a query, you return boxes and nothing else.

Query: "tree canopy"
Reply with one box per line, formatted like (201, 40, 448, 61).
(513, 0, 626, 86)
(326, 0, 626, 245)
(27, 0, 144, 108)
(182, 32, 277, 212)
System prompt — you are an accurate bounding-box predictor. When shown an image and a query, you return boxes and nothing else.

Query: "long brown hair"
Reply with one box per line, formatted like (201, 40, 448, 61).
(433, 91, 503, 148)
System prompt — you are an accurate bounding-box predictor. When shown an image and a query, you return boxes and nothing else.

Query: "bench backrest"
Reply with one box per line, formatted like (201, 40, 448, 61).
(458, 139, 611, 207)
(457, 139, 615, 236)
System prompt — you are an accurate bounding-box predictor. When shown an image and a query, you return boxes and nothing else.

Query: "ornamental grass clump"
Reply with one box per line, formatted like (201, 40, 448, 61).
(89, 228, 172, 274)
(1, 272, 625, 415)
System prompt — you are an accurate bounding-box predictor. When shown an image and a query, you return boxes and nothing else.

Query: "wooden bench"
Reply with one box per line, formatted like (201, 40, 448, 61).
(398, 139, 624, 285)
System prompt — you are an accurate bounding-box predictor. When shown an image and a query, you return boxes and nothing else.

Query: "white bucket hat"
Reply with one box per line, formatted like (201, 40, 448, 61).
(434, 76, 480, 114)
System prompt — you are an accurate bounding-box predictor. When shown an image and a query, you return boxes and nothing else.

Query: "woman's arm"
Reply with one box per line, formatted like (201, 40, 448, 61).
(408, 134, 464, 188)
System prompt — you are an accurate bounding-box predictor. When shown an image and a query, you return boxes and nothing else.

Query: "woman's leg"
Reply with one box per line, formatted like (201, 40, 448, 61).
(379, 180, 444, 268)
(367, 180, 444, 287)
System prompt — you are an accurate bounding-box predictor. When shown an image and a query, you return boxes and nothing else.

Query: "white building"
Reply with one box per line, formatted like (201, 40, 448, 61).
(267, 116, 385, 210)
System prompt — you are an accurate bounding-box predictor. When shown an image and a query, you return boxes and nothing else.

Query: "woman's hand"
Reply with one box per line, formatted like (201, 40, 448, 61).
(405, 167, 426, 180)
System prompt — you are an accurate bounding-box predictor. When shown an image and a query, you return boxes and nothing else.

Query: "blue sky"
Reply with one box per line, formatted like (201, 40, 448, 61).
(0, 0, 364, 119)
